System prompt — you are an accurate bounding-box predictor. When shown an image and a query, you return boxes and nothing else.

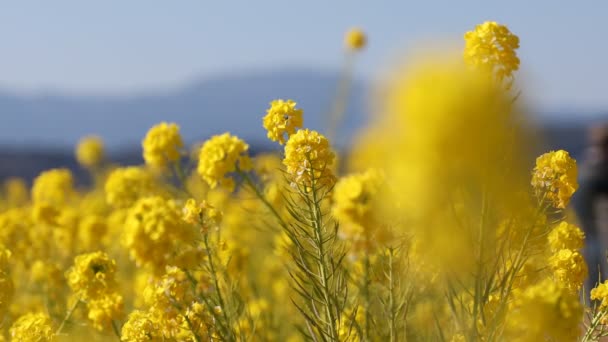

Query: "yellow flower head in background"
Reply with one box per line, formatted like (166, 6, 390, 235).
(591, 281, 608, 308)
(548, 221, 585, 252)
(31, 168, 74, 206)
(332, 169, 384, 231)
(549, 248, 588, 291)
(9, 312, 55, 341)
(66, 251, 118, 301)
(262, 99, 304, 145)
(105, 166, 156, 208)
(76, 135, 105, 168)
(506, 278, 582, 342)
(345, 27, 366, 51)
(142, 122, 184, 169)
(121, 310, 161, 341)
(531, 150, 578, 209)
(464, 21, 520, 85)
(197, 133, 252, 191)
(283, 129, 335, 189)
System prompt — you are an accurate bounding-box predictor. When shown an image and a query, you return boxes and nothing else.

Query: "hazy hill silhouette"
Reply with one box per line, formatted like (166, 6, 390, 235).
(0, 68, 604, 183)
(0, 69, 367, 151)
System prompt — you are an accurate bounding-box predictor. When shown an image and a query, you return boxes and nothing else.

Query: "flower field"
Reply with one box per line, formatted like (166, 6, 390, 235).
(0, 22, 605, 341)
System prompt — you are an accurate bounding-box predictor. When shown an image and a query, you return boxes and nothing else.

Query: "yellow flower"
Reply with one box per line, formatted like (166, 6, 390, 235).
(591, 280, 608, 308)
(548, 221, 585, 252)
(31, 168, 74, 206)
(333, 169, 383, 228)
(121, 310, 162, 341)
(142, 122, 184, 169)
(464, 21, 520, 85)
(531, 150, 578, 209)
(345, 28, 366, 51)
(144, 267, 192, 338)
(75, 135, 105, 168)
(262, 99, 304, 145)
(549, 249, 588, 291)
(197, 133, 252, 191)
(66, 251, 118, 301)
(123, 197, 194, 273)
(10, 312, 55, 341)
(87, 292, 124, 331)
(505, 278, 582, 342)
(283, 129, 335, 189)
(3, 177, 28, 206)
(105, 167, 156, 208)
(182, 198, 222, 233)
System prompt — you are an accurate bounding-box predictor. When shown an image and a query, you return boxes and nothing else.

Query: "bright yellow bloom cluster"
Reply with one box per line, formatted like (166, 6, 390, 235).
(591, 281, 608, 308)
(104, 167, 156, 208)
(283, 129, 335, 189)
(121, 310, 161, 341)
(531, 150, 578, 209)
(506, 278, 582, 342)
(66, 251, 118, 301)
(9, 312, 55, 341)
(197, 133, 252, 190)
(549, 249, 588, 291)
(345, 28, 366, 51)
(123, 197, 194, 273)
(548, 221, 585, 251)
(464, 21, 520, 84)
(143, 267, 195, 339)
(31, 168, 74, 206)
(262, 99, 304, 145)
(76, 135, 105, 168)
(332, 169, 384, 230)
(182, 198, 222, 233)
(142, 122, 184, 169)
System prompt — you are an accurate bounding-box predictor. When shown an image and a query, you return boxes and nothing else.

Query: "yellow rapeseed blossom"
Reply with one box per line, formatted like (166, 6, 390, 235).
(123, 197, 194, 273)
(104, 167, 156, 208)
(76, 135, 105, 168)
(283, 129, 335, 189)
(548, 221, 585, 252)
(3, 177, 28, 206)
(464, 21, 520, 84)
(549, 249, 588, 291)
(9, 312, 55, 341)
(197, 133, 252, 190)
(591, 281, 608, 308)
(144, 267, 192, 338)
(262, 99, 304, 145)
(142, 122, 184, 169)
(87, 292, 124, 331)
(531, 150, 578, 209)
(345, 28, 366, 51)
(31, 168, 74, 206)
(332, 169, 383, 228)
(506, 278, 582, 341)
(121, 310, 162, 341)
(182, 198, 222, 233)
(66, 251, 118, 301)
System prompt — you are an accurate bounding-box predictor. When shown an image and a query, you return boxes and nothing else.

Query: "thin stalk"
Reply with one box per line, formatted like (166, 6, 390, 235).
(55, 298, 81, 335)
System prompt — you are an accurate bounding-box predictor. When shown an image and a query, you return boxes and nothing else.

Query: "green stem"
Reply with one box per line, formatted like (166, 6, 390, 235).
(55, 298, 81, 335)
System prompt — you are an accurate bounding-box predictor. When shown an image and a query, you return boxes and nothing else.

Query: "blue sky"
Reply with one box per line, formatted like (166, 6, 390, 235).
(0, 1, 606, 112)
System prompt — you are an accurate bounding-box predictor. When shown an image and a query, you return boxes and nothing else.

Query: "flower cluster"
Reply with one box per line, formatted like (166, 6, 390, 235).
(531, 150, 579, 209)
(76, 135, 105, 168)
(464, 21, 520, 85)
(283, 129, 335, 189)
(262, 99, 304, 145)
(142, 122, 184, 169)
(197, 133, 252, 190)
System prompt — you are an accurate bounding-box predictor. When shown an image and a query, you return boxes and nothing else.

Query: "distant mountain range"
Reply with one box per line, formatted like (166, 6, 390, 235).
(0, 68, 605, 182)
(0, 69, 368, 151)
